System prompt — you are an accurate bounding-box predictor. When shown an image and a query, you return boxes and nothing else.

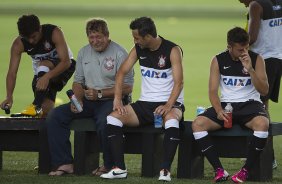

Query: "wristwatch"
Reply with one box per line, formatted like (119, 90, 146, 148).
(97, 90, 103, 99)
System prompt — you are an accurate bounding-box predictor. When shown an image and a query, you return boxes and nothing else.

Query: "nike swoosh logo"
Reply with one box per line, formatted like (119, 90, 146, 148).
(170, 137, 180, 141)
(108, 134, 116, 138)
(201, 145, 213, 152)
(255, 147, 264, 151)
(112, 171, 127, 176)
(140, 56, 147, 59)
(84, 62, 90, 65)
(27, 48, 34, 52)
(223, 66, 231, 69)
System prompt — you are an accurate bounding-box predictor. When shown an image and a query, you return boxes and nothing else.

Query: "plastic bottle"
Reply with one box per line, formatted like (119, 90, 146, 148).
(66, 90, 83, 113)
(3, 104, 10, 114)
(224, 103, 233, 128)
(196, 106, 206, 116)
(153, 112, 163, 128)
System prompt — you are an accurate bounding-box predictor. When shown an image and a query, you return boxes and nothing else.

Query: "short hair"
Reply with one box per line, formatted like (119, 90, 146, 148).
(86, 18, 109, 36)
(17, 14, 40, 38)
(227, 27, 249, 46)
(129, 16, 157, 38)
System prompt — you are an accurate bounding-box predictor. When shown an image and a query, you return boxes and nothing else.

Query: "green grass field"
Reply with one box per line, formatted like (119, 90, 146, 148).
(0, 0, 281, 184)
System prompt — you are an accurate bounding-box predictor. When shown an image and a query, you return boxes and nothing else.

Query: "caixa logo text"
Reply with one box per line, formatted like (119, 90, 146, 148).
(269, 18, 282, 27)
(223, 78, 252, 86)
(141, 69, 167, 78)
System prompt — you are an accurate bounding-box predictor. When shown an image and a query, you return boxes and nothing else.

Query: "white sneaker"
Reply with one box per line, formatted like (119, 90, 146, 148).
(158, 169, 171, 182)
(100, 167, 127, 179)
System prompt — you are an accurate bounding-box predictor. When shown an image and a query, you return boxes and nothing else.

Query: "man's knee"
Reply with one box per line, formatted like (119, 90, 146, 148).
(192, 117, 207, 132)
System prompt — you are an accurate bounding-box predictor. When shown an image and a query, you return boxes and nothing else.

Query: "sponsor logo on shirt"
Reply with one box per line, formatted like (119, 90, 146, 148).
(269, 18, 282, 27)
(141, 69, 167, 78)
(223, 77, 252, 86)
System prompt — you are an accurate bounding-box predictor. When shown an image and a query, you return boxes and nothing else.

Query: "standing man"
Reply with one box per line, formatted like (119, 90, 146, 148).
(239, 0, 282, 169)
(47, 18, 134, 176)
(192, 27, 269, 183)
(100, 16, 184, 182)
(0, 14, 75, 117)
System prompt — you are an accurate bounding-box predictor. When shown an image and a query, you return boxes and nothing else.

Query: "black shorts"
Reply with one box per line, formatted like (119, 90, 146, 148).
(261, 58, 282, 103)
(199, 101, 268, 127)
(32, 59, 76, 102)
(130, 101, 185, 126)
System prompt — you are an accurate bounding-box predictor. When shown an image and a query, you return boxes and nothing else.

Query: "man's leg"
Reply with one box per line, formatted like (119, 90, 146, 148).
(192, 115, 229, 182)
(93, 100, 114, 173)
(101, 105, 139, 179)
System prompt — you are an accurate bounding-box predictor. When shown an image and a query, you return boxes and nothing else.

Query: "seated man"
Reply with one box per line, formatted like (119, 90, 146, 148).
(47, 18, 134, 176)
(192, 27, 269, 183)
(100, 16, 185, 182)
(0, 14, 75, 117)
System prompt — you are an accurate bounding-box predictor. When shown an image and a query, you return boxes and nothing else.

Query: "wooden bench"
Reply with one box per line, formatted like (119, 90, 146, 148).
(0, 117, 164, 177)
(177, 121, 282, 182)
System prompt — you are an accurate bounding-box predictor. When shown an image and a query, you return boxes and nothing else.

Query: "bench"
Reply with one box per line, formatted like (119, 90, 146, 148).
(177, 121, 282, 182)
(0, 117, 164, 177)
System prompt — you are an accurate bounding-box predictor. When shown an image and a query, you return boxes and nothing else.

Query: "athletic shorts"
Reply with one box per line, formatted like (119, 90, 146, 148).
(261, 58, 282, 103)
(32, 59, 76, 102)
(130, 100, 185, 126)
(199, 100, 268, 127)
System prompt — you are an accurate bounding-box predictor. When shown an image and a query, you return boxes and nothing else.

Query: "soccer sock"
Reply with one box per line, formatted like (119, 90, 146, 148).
(161, 119, 180, 170)
(33, 66, 50, 108)
(106, 116, 126, 170)
(244, 131, 268, 171)
(193, 131, 223, 170)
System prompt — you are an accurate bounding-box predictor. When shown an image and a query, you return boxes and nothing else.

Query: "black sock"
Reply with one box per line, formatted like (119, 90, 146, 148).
(244, 135, 267, 170)
(196, 135, 223, 170)
(161, 127, 180, 170)
(33, 71, 48, 108)
(106, 124, 126, 170)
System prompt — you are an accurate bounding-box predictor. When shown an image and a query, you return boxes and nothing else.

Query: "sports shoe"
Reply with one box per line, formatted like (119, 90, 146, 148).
(273, 159, 278, 169)
(213, 168, 229, 182)
(231, 168, 248, 183)
(158, 169, 171, 181)
(20, 104, 43, 117)
(100, 167, 127, 179)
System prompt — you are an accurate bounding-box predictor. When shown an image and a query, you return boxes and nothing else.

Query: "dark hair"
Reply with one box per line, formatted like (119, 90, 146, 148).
(129, 17, 157, 38)
(17, 14, 40, 37)
(227, 27, 249, 46)
(86, 18, 109, 36)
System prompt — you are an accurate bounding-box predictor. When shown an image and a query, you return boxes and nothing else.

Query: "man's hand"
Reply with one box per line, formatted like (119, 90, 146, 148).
(84, 88, 98, 101)
(0, 98, 13, 110)
(70, 100, 83, 113)
(36, 75, 50, 91)
(113, 98, 127, 115)
(154, 103, 173, 116)
(239, 52, 254, 72)
(216, 109, 228, 122)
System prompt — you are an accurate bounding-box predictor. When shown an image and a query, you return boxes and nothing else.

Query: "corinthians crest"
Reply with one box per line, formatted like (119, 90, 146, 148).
(44, 41, 52, 51)
(158, 55, 166, 68)
(104, 57, 115, 70)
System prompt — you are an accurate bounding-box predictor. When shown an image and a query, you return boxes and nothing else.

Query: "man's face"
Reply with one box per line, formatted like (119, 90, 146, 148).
(88, 31, 109, 52)
(132, 29, 149, 49)
(228, 43, 249, 60)
(23, 31, 41, 45)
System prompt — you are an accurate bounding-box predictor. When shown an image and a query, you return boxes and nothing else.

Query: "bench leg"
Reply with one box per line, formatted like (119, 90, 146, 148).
(0, 151, 2, 170)
(38, 121, 51, 174)
(248, 136, 273, 181)
(177, 132, 204, 178)
(74, 131, 99, 175)
(142, 133, 163, 177)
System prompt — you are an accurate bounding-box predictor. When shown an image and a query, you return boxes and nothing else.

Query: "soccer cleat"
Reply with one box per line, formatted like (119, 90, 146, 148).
(158, 169, 171, 182)
(231, 168, 248, 183)
(214, 168, 229, 182)
(100, 167, 127, 179)
(20, 104, 43, 117)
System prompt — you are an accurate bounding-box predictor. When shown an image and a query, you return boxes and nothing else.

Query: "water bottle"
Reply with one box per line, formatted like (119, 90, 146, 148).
(196, 106, 205, 116)
(66, 90, 83, 113)
(153, 112, 163, 128)
(224, 103, 233, 128)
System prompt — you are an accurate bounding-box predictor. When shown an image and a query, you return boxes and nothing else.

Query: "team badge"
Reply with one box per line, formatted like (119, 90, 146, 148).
(104, 57, 115, 70)
(242, 67, 249, 75)
(44, 41, 52, 51)
(158, 55, 166, 68)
